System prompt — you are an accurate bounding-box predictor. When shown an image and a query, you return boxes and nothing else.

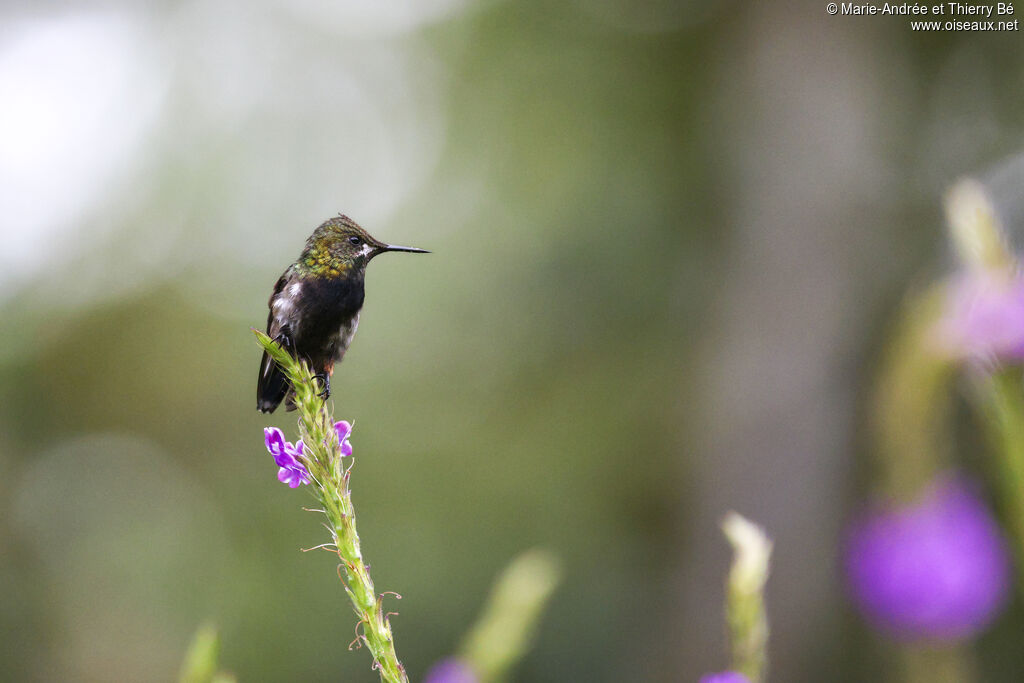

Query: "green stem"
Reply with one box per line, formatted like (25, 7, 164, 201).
(179, 623, 224, 683)
(255, 330, 408, 683)
(458, 550, 561, 683)
(871, 287, 955, 500)
(721, 513, 771, 683)
(899, 644, 976, 683)
(980, 368, 1024, 586)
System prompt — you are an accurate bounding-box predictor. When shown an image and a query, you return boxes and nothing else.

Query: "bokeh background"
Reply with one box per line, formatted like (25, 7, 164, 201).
(2, 1, 1024, 681)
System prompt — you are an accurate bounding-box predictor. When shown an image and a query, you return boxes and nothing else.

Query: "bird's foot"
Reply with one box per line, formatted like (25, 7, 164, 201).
(272, 326, 295, 354)
(313, 373, 331, 399)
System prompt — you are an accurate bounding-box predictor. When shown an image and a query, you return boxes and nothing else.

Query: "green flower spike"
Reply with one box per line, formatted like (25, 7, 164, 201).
(255, 329, 408, 683)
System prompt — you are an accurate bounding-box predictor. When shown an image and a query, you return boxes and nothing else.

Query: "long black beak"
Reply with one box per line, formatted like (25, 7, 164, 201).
(382, 244, 430, 254)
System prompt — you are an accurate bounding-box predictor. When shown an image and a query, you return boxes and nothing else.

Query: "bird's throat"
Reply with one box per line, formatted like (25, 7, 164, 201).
(301, 243, 353, 279)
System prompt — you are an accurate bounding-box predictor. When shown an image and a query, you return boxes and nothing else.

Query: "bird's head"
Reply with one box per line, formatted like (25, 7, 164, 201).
(302, 215, 428, 276)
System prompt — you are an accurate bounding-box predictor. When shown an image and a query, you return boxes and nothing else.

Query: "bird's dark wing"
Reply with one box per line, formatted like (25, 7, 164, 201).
(257, 271, 293, 413)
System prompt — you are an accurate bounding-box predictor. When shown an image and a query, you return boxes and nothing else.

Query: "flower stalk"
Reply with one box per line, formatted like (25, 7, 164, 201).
(978, 368, 1024, 584)
(255, 330, 407, 683)
(871, 286, 955, 499)
(457, 549, 561, 683)
(942, 177, 1024, 589)
(945, 179, 1013, 275)
(721, 512, 772, 683)
(178, 623, 235, 683)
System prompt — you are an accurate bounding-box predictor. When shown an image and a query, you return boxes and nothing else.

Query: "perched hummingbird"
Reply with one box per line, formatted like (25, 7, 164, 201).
(256, 215, 428, 413)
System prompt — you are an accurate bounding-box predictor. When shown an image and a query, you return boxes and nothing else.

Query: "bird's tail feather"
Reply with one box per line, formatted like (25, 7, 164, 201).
(257, 349, 290, 413)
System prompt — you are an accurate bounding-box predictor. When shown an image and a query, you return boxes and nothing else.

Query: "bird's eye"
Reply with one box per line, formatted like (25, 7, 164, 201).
(348, 236, 361, 246)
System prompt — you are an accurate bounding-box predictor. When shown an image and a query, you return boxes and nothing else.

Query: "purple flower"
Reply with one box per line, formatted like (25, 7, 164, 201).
(423, 659, 477, 683)
(845, 476, 1011, 641)
(937, 272, 1024, 360)
(335, 420, 353, 457)
(699, 672, 751, 683)
(263, 427, 311, 488)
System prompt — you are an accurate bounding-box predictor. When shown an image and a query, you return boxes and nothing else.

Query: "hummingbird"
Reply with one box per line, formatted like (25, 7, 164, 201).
(256, 215, 429, 413)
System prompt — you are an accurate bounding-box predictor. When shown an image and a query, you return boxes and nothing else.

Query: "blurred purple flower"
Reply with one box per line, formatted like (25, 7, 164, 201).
(335, 420, 353, 457)
(938, 272, 1024, 360)
(845, 476, 1011, 641)
(423, 658, 477, 683)
(699, 672, 751, 683)
(263, 427, 311, 488)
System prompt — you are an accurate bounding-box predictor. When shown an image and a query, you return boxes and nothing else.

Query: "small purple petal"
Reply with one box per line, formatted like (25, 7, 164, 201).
(845, 475, 1011, 642)
(340, 440, 353, 457)
(278, 464, 310, 488)
(334, 420, 352, 441)
(264, 427, 286, 458)
(699, 673, 751, 683)
(423, 659, 477, 683)
(272, 446, 297, 469)
(938, 272, 1024, 360)
(264, 427, 311, 486)
(266, 428, 301, 468)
